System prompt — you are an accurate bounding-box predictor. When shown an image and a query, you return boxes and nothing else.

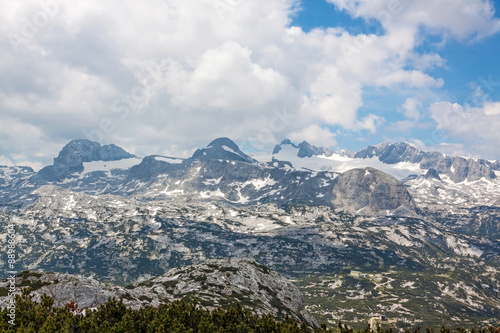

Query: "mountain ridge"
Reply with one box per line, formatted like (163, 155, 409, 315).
(1, 137, 420, 217)
(192, 137, 257, 164)
(2, 137, 499, 218)
(272, 139, 498, 183)
(35, 139, 136, 182)
(1, 137, 499, 328)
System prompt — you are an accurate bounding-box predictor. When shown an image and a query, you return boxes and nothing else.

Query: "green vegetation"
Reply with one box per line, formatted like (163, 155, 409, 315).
(1, 288, 498, 333)
(294, 269, 500, 330)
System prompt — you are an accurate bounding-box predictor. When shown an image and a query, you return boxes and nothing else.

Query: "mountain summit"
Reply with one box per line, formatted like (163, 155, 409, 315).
(191, 137, 257, 163)
(272, 139, 334, 158)
(36, 139, 135, 182)
(355, 142, 496, 182)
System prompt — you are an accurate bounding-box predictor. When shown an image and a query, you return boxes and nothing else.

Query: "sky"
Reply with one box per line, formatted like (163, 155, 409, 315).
(1, 0, 500, 170)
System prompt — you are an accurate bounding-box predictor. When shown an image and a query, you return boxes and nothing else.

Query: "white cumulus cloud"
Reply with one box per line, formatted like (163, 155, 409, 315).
(1, 0, 500, 167)
(429, 100, 500, 159)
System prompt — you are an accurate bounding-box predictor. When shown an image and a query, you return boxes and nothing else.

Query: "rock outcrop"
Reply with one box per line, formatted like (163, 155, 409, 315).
(36, 139, 135, 182)
(331, 167, 418, 216)
(0, 259, 317, 327)
(273, 139, 334, 158)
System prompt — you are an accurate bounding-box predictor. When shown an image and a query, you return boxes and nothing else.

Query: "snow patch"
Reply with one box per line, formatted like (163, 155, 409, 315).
(242, 176, 277, 191)
(200, 188, 226, 199)
(202, 177, 222, 185)
(445, 236, 483, 257)
(81, 158, 142, 175)
(154, 156, 184, 164)
(254, 144, 423, 180)
(221, 145, 238, 155)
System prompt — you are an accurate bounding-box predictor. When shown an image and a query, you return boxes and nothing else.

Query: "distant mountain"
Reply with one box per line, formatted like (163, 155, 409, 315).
(267, 139, 500, 215)
(192, 137, 257, 163)
(0, 165, 37, 208)
(270, 139, 425, 179)
(36, 139, 137, 182)
(273, 139, 334, 158)
(271, 139, 498, 183)
(4, 137, 499, 216)
(0, 165, 34, 187)
(123, 139, 417, 216)
(1, 137, 499, 218)
(124, 148, 343, 210)
(355, 142, 497, 183)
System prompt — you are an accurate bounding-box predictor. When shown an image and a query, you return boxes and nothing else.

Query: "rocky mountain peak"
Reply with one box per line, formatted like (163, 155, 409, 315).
(425, 168, 442, 180)
(355, 142, 497, 183)
(55, 139, 134, 165)
(35, 139, 135, 182)
(297, 141, 334, 158)
(191, 137, 256, 163)
(272, 139, 297, 154)
(355, 142, 422, 164)
(272, 139, 333, 158)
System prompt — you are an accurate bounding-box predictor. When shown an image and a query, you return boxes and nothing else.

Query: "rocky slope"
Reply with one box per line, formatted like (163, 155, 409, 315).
(331, 167, 418, 216)
(132, 258, 317, 326)
(269, 139, 500, 237)
(1, 187, 498, 328)
(1, 137, 499, 328)
(0, 259, 317, 326)
(0, 138, 420, 217)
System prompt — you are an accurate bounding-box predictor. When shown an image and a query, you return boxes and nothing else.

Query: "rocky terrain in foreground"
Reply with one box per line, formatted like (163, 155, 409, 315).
(0, 259, 317, 327)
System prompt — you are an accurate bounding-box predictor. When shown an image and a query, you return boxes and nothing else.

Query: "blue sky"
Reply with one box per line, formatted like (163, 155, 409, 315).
(292, 0, 500, 153)
(1, 0, 500, 169)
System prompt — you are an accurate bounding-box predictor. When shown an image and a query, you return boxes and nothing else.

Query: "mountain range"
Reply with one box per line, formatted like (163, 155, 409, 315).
(0, 137, 499, 329)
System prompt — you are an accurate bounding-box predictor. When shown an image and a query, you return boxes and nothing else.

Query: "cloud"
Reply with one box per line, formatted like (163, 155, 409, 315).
(288, 124, 337, 147)
(159, 41, 290, 110)
(0, 116, 50, 170)
(483, 101, 500, 115)
(429, 100, 500, 159)
(1, 0, 500, 166)
(375, 70, 443, 88)
(400, 97, 422, 120)
(387, 120, 417, 132)
(327, 0, 500, 40)
(410, 138, 469, 159)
